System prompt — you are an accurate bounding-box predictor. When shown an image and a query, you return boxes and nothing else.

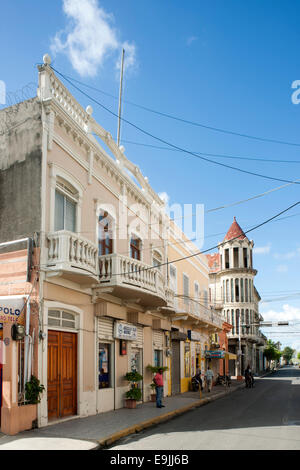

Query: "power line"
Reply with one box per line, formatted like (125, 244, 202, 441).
(120, 139, 300, 165)
(51, 67, 300, 187)
(111, 200, 300, 276)
(49, 70, 300, 149)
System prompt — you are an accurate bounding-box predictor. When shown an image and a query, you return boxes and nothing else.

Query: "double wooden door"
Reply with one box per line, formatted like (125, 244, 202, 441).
(48, 330, 77, 420)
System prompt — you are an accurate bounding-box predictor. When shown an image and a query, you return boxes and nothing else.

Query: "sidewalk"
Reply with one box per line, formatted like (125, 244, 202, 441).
(0, 379, 246, 450)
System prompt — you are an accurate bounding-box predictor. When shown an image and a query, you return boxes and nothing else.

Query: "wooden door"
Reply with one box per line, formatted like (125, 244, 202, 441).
(48, 331, 77, 420)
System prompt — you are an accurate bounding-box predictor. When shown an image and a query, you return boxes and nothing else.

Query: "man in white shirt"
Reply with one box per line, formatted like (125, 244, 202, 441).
(205, 367, 214, 392)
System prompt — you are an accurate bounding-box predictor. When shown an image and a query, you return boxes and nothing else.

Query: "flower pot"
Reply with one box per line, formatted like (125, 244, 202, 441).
(125, 399, 137, 409)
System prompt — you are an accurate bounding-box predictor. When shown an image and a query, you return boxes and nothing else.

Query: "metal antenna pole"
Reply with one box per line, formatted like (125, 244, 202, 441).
(117, 48, 125, 147)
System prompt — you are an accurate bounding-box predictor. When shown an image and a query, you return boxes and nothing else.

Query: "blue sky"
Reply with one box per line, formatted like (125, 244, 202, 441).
(1, 0, 300, 351)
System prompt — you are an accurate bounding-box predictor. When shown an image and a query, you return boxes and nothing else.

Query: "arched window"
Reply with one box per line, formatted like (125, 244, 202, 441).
(241, 309, 245, 334)
(236, 309, 240, 333)
(241, 279, 244, 303)
(55, 177, 79, 232)
(235, 279, 240, 302)
(231, 309, 235, 335)
(226, 279, 229, 302)
(98, 211, 114, 255)
(153, 250, 162, 271)
(245, 279, 248, 302)
(130, 235, 141, 260)
(246, 309, 249, 326)
(231, 279, 234, 302)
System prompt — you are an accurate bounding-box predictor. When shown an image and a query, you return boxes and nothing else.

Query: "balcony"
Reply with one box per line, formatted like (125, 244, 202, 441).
(46, 231, 99, 284)
(97, 253, 166, 307)
(228, 330, 266, 345)
(174, 297, 223, 330)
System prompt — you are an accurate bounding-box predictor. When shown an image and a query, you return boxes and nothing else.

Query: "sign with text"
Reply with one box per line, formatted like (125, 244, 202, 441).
(0, 297, 26, 326)
(205, 350, 225, 359)
(114, 322, 137, 341)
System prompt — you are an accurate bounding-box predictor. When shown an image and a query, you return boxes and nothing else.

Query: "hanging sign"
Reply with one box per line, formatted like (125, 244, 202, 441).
(0, 297, 26, 326)
(114, 322, 137, 341)
(205, 350, 225, 359)
(187, 330, 202, 341)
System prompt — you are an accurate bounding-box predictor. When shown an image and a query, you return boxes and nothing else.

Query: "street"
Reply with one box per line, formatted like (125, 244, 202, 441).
(110, 367, 300, 450)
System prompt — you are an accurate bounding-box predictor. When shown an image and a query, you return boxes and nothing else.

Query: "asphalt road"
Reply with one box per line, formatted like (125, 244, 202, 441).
(110, 366, 300, 450)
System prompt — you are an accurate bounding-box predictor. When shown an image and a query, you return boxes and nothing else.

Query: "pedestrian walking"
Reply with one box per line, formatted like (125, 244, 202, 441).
(154, 368, 165, 408)
(205, 366, 214, 392)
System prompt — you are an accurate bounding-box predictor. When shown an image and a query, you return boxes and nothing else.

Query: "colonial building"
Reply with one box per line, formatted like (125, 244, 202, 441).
(0, 54, 223, 435)
(165, 222, 224, 393)
(206, 217, 267, 377)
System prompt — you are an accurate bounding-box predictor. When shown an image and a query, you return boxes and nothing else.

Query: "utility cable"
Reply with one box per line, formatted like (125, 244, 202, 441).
(109, 200, 300, 276)
(120, 139, 300, 165)
(49, 70, 300, 149)
(50, 67, 300, 187)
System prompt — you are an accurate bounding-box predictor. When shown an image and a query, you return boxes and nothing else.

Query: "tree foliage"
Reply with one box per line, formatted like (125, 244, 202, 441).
(264, 340, 281, 361)
(282, 346, 295, 362)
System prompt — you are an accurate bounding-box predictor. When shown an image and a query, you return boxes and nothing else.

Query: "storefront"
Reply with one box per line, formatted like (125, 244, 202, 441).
(205, 349, 225, 379)
(97, 318, 141, 412)
(171, 330, 187, 395)
(187, 330, 202, 376)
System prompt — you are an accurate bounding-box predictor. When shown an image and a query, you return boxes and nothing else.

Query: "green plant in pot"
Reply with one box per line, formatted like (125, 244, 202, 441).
(25, 375, 45, 405)
(150, 381, 157, 402)
(146, 365, 168, 374)
(124, 370, 143, 409)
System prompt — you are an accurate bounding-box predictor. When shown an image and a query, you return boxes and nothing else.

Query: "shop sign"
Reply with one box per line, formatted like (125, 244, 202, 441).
(0, 297, 25, 326)
(171, 331, 187, 341)
(205, 350, 225, 359)
(114, 322, 137, 341)
(187, 330, 202, 341)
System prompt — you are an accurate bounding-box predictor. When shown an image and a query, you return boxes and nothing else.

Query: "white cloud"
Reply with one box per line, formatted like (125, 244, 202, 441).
(260, 305, 300, 352)
(261, 304, 300, 323)
(51, 0, 136, 77)
(276, 264, 288, 273)
(273, 247, 300, 260)
(253, 244, 271, 255)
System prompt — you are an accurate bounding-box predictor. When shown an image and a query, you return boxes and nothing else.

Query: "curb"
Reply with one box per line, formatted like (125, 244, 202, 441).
(98, 383, 245, 449)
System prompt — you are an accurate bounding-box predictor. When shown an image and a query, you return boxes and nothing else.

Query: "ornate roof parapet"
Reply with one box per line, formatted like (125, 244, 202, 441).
(37, 54, 164, 208)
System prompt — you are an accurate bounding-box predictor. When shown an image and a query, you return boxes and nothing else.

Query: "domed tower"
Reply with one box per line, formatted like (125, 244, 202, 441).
(207, 217, 265, 377)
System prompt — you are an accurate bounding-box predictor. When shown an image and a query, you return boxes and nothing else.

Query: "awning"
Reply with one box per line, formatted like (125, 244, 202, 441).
(224, 351, 237, 360)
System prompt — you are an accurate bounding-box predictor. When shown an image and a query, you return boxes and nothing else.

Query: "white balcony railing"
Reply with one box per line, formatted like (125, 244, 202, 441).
(99, 253, 166, 300)
(47, 231, 98, 277)
(175, 297, 223, 329)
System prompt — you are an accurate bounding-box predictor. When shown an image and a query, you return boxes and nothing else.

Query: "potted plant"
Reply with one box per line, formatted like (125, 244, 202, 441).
(125, 387, 142, 408)
(124, 370, 143, 409)
(150, 381, 157, 402)
(25, 375, 45, 404)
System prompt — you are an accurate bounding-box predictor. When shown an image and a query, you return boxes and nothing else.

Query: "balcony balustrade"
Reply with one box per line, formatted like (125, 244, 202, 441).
(46, 231, 98, 284)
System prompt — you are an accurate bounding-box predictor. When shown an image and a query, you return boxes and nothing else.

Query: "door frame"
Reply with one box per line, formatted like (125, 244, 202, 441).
(39, 301, 84, 427)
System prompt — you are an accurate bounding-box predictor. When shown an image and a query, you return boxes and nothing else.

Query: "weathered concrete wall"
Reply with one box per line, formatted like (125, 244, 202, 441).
(0, 98, 42, 243)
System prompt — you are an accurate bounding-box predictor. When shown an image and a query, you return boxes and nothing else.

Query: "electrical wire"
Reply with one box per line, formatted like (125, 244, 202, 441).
(49, 70, 300, 149)
(50, 67, 300, 187)
(110, 200, 300, 276)
(120, 139, 300, 165)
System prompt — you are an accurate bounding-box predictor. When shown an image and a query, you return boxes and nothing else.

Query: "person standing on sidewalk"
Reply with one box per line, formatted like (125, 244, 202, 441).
(154, 368, 165, 408)
(205, 366, 214, 392)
